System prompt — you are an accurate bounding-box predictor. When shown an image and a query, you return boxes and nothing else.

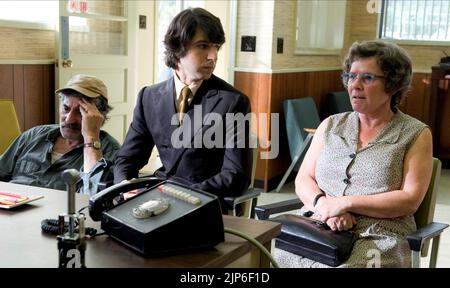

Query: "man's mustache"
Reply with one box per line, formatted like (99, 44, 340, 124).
(61, 123, 81, 130)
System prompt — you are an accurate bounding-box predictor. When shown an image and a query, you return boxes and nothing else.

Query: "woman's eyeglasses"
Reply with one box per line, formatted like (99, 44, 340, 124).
(341, 72, 385, 86)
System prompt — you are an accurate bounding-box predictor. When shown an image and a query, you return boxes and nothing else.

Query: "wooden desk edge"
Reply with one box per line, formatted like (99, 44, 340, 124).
(203, 216, 281, 268)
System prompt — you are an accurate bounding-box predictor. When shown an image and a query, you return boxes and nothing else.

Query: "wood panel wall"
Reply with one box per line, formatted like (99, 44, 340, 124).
(0, 64, 55, 131)
(398, 73, 431, 124)
(235, 70, 344, 191)
(236, 70, 432, 191)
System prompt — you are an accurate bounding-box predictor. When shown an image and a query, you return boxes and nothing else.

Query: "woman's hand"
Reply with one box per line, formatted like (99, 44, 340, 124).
(314, 196, 350, 222)
(326, 213, 357, 231)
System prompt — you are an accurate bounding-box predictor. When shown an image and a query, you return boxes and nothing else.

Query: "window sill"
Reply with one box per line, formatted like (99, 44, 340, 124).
(381, 38, 450, 47)
(0, 19, 54, 31)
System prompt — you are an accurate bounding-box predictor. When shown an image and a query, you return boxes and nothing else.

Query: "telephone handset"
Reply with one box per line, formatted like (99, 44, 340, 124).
(89, 176, 162, 221)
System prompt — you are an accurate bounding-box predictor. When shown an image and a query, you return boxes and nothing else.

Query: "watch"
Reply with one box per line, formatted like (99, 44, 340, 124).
(84, 140, 101, 150)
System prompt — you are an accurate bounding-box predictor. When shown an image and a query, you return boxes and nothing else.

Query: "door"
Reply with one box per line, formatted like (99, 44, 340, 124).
(56, 0, 136, 143)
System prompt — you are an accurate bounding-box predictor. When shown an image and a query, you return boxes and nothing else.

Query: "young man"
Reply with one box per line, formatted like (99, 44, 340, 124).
(0, 74, 120, 195)
(114, 8, 252, 209)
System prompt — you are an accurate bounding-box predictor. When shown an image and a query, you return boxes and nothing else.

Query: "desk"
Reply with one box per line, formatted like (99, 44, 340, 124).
(0, 182, 280, 268)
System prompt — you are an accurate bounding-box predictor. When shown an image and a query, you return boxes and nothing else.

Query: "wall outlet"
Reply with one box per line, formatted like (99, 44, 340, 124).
(277, 37, 284, 54)
(139, 15, 147, 29)
(241, 36, 256, 52)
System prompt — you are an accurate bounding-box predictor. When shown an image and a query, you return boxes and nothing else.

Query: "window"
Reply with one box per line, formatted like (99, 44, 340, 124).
(380, 0, 450, 43)
(295, 0, 346, 55)
(0, 1, 57, 29)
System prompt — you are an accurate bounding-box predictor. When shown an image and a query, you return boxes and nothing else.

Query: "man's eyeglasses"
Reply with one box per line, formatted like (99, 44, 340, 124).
(341, 72, 385, 86)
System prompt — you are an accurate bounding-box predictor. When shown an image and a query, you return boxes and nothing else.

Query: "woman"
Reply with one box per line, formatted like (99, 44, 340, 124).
(275, 40, 433, 267)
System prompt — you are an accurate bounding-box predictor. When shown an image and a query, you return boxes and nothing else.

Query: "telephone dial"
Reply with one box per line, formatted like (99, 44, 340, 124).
(88, 177, 224, 256)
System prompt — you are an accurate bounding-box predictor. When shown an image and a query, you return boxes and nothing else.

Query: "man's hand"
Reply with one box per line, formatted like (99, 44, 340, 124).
(121, 179, 140, 200)
(79, 98, 104, 140)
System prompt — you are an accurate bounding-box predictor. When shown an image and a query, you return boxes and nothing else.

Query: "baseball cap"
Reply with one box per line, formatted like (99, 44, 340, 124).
(55, 74, 108, 100)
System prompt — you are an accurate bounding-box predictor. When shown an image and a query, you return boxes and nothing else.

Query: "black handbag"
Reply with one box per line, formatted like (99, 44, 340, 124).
(271, 213, 356, 267)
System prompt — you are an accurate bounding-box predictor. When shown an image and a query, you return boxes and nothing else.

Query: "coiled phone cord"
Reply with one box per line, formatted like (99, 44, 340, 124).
(40, 206, 103, 237)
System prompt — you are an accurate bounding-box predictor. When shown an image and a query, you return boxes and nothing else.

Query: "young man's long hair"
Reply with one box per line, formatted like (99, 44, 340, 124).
(163, 8, 225, 70)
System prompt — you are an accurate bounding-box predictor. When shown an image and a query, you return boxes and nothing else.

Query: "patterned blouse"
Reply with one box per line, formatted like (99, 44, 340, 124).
(275, 110, 428, 268)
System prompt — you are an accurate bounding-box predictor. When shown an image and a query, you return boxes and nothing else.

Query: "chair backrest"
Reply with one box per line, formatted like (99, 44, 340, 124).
(415, 158, 441, 229)
(325, 91, 352, 116)
(0, 100, 21, 154)
(239, 133, 260, 218)
(414, 157, 441, 257)
(248, 134, 258, 190)
(223, 133, 260, 218)
(283, 97, 320, 171)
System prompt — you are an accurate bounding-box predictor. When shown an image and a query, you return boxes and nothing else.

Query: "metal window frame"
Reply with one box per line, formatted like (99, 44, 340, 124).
(379, 0, 450, 45)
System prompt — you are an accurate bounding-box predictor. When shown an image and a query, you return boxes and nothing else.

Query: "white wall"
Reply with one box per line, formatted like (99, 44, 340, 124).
(134, 1, 231, 88)
(135, 1, 155, 94)
(236, 0, 274, 70)
(204, 0, 230, 82)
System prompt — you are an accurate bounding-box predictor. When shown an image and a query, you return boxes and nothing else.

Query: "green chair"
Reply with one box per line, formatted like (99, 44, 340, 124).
(257, 158, 448, 267)
(0, 100, 21, 155)
(407, 158, 448, 268)
(325, 91, 352, 117)
(275, 97, 320, 193)
(224, 133, 261, 218)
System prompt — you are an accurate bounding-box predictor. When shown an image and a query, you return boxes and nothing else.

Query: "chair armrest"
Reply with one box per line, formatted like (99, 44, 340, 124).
(223, 189, 261, 208)
(406, 222, 449, 251)
(303, 128, 316, 134)
(139, 171, 153, 178)
(255, 198, 304, 220)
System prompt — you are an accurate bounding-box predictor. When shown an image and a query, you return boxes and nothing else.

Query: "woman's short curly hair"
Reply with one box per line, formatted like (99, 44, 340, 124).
(343, 40, 412, 112)
(163, 8, 225, 69)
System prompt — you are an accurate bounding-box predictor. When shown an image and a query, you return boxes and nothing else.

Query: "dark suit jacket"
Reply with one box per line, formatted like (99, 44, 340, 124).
(114, 75, 252, 203)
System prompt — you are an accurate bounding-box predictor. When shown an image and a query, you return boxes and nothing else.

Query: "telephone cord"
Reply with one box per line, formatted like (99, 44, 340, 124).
(224, 227, 279, 268)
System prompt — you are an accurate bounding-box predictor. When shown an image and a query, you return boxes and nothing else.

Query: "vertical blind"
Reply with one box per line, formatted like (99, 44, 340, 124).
(380, 0, 450, 41)
(296, 0, 346, 53)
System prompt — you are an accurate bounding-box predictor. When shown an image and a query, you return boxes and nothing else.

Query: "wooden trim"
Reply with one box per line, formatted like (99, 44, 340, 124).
(234, 67, 432, 75)
(0, 65, 14, 100)
(0, 60, 55, 65)
(233, 67, 342, 74)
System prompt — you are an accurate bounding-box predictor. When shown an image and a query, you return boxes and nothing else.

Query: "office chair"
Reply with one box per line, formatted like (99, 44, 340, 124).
(275, 97, 320, 193)
(256, 158, 448, 268)
(224, 133, 261, 218)
(0, 100, 21, 154)
(407, 158, 448, 268)
(325, 91, 352, 116)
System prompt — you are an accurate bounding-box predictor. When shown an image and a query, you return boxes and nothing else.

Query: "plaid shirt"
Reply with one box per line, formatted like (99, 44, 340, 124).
(0, 125, 120, 196)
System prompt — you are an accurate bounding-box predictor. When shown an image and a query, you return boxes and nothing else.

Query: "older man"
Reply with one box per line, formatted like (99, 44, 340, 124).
(0, 74, 120, 195)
